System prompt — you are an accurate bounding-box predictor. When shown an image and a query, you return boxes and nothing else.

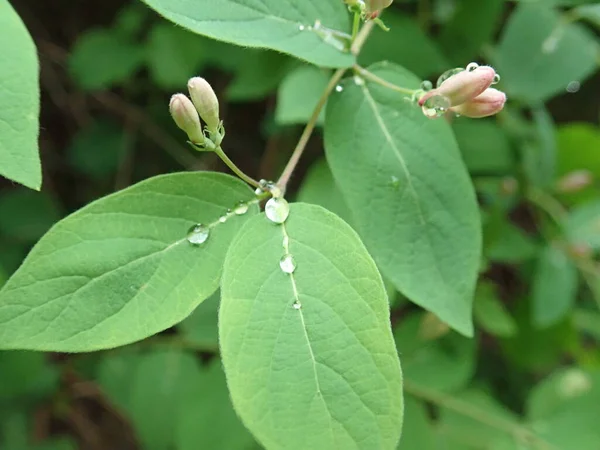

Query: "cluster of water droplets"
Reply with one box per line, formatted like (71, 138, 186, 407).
(297, 19, 351, 52)
(186, 199, 251, 246)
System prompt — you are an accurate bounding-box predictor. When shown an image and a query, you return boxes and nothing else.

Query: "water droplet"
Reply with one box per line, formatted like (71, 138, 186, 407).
(298, 24, 305, 31)
(254, 187, 263, 195)
(566, 80, 580, 93)
(335, 85, 344, 93)
(279, 254, 297, 274)
(421, 94, 451, 118)
(265, 197, 290, 224)
(282, 235, 289, 249)
(466, 62, 479, 72)
(234, 202, 249, 215)
(389, 175, 400, 189)
(266, 182, 282, 199)
(420, 80, 433, 91)
(436, 68, 464, 88)
(492, 74, 501, 85)
(354, 75, 365, 86)
(219, 215, 228, 223)
(293, 301, 302, 310)
(187, 224, 209, 245)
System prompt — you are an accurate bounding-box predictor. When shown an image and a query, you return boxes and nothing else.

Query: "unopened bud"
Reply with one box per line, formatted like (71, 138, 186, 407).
(419, 65, 497, 108)
(188, 77, 220, 133)
(450, 88, 507, 118)
(366, 0, 393, 13)
(556, 170, 593, 193)
(169, 94, 204, 144)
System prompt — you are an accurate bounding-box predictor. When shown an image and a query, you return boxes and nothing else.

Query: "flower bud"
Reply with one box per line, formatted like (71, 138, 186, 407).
(188, 77, 220, 133)
(419, 65, 496, 108)
(366, 0, 393, 13)
(450, 88, 507, 118)
(556, 170, 593, 193)
(169, 94, 204, 144)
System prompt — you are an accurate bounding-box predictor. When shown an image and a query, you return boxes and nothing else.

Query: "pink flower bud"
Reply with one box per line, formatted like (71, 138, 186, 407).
(419, 66, 497, 108)
(366, 0, 393, 14)
(556, 170, 593, 193)
(450, 88, 507, 118)
(169, 94, 204, 144)
(188, 77, 220, 133)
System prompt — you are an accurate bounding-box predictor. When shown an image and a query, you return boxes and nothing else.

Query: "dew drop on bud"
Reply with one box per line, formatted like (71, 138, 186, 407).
(466, 62, 479, 72)
(279, 254, 297, 274)
(421, 94, 451, 118)
(436, 68, 464, 88)
(187, 224, 209, 245)
(265, 197, 290, 224)
(492, 74, 501, 85)
(420, 80, 433, 91)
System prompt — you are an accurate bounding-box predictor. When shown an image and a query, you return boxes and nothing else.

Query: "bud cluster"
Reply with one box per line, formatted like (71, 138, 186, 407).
(169, 77, 223, 149)
(417, 63, 507, 119)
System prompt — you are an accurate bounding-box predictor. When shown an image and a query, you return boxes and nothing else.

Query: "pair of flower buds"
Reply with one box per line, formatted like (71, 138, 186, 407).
(344, 0, 393, 16)
(419, 65, 507, 118)
(169, 77, 220, 145)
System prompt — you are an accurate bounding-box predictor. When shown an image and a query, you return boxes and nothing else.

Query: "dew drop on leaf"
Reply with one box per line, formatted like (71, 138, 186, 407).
(389, 175, 400, 190)
(234, 202, 249, 215)
(265, 197, 290, 224)
(279, 254, 297, 274)
(298, 24, 305, 31)
(335, 85, 344, 93)
(292, 301, 302, 310)
(187, 224, 209, 245)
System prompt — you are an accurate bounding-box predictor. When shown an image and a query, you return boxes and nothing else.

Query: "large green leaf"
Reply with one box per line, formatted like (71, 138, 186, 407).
(0, 172, 258, 351)
(494, 3, 598, 103)
(564, 200, 600, 250)
(140, 0, 353, 68)
(0, 0, 41, 190)
(220, 203, 403, 450)
(324, 63, 481, 336)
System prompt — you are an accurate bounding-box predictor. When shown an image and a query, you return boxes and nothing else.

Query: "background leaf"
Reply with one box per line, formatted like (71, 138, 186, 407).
(140, 0, 353, 68)
(275, 66, 330, 126)
(0, 172, 257, 351)
(325, 63, 481, 336)
(0, 0, 41, 190)
(220, 203, 403, 450)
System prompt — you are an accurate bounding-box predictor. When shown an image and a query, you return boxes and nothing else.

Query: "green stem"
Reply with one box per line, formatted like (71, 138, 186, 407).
(404, 381, 557, 450)
(351, 12, 361, 42)
(277, 68, 347, 191)
(526, 187, 566, 228)
(353, 65, 416, 95)
(214, 146, 261, 189)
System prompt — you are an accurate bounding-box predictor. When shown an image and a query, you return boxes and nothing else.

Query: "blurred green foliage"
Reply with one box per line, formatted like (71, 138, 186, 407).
(1, 0, 600, 448)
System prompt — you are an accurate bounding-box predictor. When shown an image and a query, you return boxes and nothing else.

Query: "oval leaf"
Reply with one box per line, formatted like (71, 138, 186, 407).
(0, 0, 41, 190)
(0, 172, 258, 351)
(324, 63, 481, 336)
(140, 0, 354, 68)
(220, 203, 403, 449)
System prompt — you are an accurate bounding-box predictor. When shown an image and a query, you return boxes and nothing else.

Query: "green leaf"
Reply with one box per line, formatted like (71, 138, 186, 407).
(523, 106, 557, 189)
(564, 200, 600, 250)
(0, 0, 41, 190)
(394, 313, 476, 392)
(98, 350, 202, 450)
(0, 351, 59, 401)
(220, 203, 403, 450)
(69, 28, 145, 90)
(140, 0, 353, 68)
(177, 290, 219, 351)
(325, 63, 481, 336)
(0, 172, 258, 351)
(527, 368, 600, 450)
(359, 12, 448, 78)
(176, 361, 257, 450)
(557, 123, 600, 180)
(473, 283, 517, 338)
(532, 244, 579, 328)
(485, 220, 539, 263)
(67, 120, 127, 179)
(494, 3, 599, 103)
(397, 396, 436, 450)
(451, 120, 514, 175)
(275, 66, 330, 126)
(574, 4, 600, 29)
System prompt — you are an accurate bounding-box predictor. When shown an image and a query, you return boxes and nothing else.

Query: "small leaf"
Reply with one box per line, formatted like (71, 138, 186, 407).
(0, 0, 41, 190)
(275, 66, 330, 126)
(325, 63, 481, 336)
(0, 172, 258, 351)
(532, 244, 579, 328)
(564, 200, 600, 250)
(220, 203, 403, 450)
(177, 290, 219, 351)
(140, 0, 353, 68)
(494, 3, 598, 103)
(473, 282, 517, 338)
(69, 28, 145, 90)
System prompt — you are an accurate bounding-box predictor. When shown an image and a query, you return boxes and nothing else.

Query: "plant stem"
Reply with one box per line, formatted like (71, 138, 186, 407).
(404, 381, 557, 450)
(526, 187, 566, 228)
(351, 12, 361, 41)
(277, 68, 347, 191)
(351, 19, 375, 55)
(214, 146, 261, 189)
(353, 65, 416, 95)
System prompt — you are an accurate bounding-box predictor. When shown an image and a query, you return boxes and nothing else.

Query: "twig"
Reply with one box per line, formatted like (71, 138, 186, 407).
(353, 65, 416, 95)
